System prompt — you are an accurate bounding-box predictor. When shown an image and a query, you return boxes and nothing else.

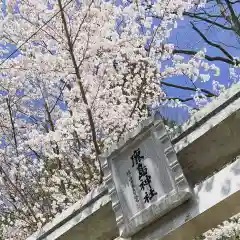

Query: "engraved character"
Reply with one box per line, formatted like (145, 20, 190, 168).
(144, 192, 150, 203)
(143, 174, 152, 186)
(131, 148, 144, 167)
(139, 174, 152, 191)
(137, 163, 148, 180)
(149, 187, 158, 200)
(139, 180, 145, 191)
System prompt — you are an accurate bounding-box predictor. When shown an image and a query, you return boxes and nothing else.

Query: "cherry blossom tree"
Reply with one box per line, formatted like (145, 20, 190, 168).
(0, 0, 229, 239)
(138, 0, 240, 122)
(195, 212, 240, 240)
(171, 0, 240, 106)
(174, 0, 240, 68)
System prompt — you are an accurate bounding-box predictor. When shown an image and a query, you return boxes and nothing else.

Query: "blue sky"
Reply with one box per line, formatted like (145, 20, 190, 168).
(158, 4, 240, 123)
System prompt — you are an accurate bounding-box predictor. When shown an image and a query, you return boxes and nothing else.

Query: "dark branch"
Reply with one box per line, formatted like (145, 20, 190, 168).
(173, 49, 237, 65)
(184, 11, 232, 30)
(72, 1, 93, 46)
(164, 97, 195, 102)
(57, 0, 103, 181)
(6, 98, 18, 156)
(191, 22, 234, 60)
(224, 0, 240, 34)
(117, 63, 148, 142)
(161, 81, 218, 97)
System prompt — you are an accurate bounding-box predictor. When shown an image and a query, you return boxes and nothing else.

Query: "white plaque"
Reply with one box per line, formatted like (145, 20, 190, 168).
(100, 117, 192, 237)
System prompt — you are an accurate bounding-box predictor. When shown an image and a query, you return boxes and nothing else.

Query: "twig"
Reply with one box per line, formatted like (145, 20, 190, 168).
(57, 0, 103, 181)
(191, 22, 234, 60)
(173, 49, 236, 65)
(161, 81, 218, 97)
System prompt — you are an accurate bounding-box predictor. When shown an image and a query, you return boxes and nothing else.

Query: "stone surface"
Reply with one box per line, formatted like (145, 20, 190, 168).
(58, 200, 118, 240)
(101, 119, 192, 238)
(175, 93, 240, 185)
(172, 83, 240, 143)
(132, 156, 240, 240)
(26, 185, 117, 240)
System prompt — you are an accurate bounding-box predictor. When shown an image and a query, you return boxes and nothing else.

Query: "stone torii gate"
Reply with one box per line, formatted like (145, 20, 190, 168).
(27, 84, 240, 240)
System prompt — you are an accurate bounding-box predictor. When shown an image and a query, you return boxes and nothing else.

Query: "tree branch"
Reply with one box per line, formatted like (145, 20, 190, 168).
(117, 62, 148, 141)
(6, 98, 18, 156)
(161, 81, 218, 97)
(57, 0, 103, 181)
(184, 11, 232, 30)
(163, 96, 209, 103)
(72, 1, 93, 46)
(224, 0, 240, 34)
(0, 165, 39, 223)
(173, 49, 237, 65)
(164, 97, 194, 102)
(49, 82, 67, 113)
(191, 22, 234, 60)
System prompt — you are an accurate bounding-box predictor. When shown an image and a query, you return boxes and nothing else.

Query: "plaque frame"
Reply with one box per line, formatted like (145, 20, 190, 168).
(100, 116, 192, 237)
